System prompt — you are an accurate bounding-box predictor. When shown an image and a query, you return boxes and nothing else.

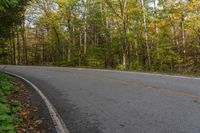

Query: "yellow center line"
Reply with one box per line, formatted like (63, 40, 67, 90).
(78, 73, 200, 100)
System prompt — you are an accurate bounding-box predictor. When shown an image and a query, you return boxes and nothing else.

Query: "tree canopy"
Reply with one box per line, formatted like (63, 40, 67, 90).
(0, 0, 200, 74)
(0, 0, 30, 63)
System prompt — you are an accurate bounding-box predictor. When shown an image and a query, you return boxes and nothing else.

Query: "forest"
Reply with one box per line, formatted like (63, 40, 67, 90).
(0, 0, 200, 74)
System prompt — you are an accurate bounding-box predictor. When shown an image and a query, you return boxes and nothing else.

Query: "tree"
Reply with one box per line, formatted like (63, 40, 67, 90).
(0, 0, 30, 64)
(1, 0, 200, 74)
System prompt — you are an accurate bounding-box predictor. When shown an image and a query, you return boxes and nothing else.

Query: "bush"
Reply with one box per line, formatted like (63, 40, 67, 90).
(0, 73, 20, 133)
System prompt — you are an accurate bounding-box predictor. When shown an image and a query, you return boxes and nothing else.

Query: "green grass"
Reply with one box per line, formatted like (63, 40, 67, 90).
(0, 73, 21, 133)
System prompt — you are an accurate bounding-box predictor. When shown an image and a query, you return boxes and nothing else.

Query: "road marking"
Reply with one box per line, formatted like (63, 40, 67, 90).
(4, 71, 69, 133)
(2, 65, 200, 101)
(67, 67, 200, 80)
(3, 65, 199, 80)
(77, 72, 200, 100)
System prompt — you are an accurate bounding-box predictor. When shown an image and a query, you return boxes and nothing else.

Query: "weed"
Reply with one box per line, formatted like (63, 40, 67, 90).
(0, 73, 21, 133)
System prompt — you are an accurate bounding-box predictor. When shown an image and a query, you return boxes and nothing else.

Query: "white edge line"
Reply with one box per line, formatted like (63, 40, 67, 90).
(4, 71, 69, 133)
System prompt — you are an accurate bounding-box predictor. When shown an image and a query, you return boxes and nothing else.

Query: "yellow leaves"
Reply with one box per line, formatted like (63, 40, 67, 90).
(38, 10, 60, 28)
(59, 0, 77, 7)
(59, 0, 66, 7)
(126, 1, 139, 14)
(188, 0, 200, 12)
(21, 111, 28, 120)
(148, 22, 155, 29)
(59, 0, 65, 4)
(34, 120, 43, 125)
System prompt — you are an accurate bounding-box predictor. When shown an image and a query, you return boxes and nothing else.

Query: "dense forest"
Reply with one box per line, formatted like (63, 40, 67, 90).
(0, 0, 200, 73)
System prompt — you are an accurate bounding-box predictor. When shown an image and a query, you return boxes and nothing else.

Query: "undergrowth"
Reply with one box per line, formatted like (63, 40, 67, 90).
(0, 73, 21, 133)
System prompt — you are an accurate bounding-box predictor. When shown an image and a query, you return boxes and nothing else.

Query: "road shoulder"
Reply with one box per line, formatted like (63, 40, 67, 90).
(12, 76, 56, 132)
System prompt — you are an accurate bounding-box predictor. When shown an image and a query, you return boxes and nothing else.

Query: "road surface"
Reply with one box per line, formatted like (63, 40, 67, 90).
(1, 65, 200, 133)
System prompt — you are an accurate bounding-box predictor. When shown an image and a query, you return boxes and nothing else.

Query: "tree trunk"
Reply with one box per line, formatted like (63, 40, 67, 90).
(119, 0, 128, 68)
(21, 22, 28, 65)
(12, 30, 16, 65)
(153, 0, 159, 64)
(16, 31, 21, 64)
(1, 40, 6, 64)
(141, 0, 151, 69)
(83, 0, 88, 55)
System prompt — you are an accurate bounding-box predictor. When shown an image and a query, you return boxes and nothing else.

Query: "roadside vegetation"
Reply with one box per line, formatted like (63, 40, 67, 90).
(0, 73, 48, 132)
(0, 73, 21, 133)
(0, 0, 200, 75)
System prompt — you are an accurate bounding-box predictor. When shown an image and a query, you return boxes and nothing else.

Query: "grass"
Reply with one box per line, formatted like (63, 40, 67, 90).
(0, 73, 21, 133)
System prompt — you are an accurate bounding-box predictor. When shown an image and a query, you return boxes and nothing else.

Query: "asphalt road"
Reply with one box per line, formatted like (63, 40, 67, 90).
(1, 65, 200, 133)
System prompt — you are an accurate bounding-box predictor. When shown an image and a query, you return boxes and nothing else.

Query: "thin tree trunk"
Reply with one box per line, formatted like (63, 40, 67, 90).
(119, 0, 127, 68)
(12, 30, 16, 65)
(3, 44, 5, 64)
(35, 40, 38, 64)
(181, 14, 186, 64)
(16, 31, 21, 64)
(67, 48, 71, 62)
(9, 38, 13, 64)
(84, 21, 87, 55)
(21, 22, 28, 65)
(1, 40, 6, 64)
(79, 32, 82, 66)
(67, 16, 72, 62)
(83, 0, 88, 55)
(153, 0, 159, 64)
(141, 0, 151, 69)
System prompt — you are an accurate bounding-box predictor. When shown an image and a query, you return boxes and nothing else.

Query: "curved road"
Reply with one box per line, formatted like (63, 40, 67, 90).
(1, 65, 200, 133)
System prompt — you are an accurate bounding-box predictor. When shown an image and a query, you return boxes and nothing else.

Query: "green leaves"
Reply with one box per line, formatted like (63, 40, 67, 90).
(0, 73, 14, 94)
(0, 114, 14, 123)
(0, 123, 15, 133)
(1, 0, 200, 73)
(11, 100, 21, 113)
(0, 104, 16, 132)
(0, 0, 29, 46)
(0, 0, 19, 11)
(0, 103, 11, 113)
(0, 73, 21, 133)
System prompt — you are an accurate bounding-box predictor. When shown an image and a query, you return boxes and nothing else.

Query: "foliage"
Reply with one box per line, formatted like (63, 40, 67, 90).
(0, 73, 21, 133)
(0, 0, 30, 64)
(0, 0, 19, 11)
(1, 0, 200, 74)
